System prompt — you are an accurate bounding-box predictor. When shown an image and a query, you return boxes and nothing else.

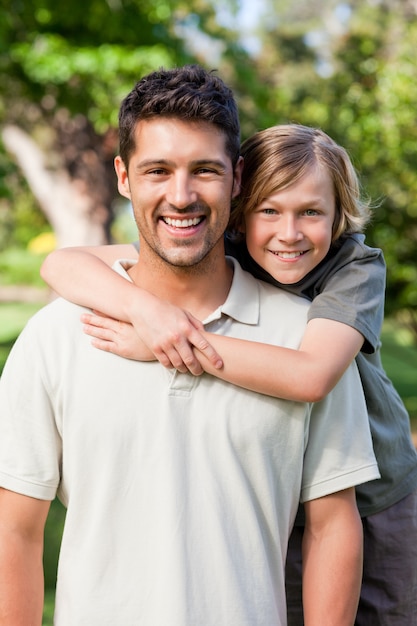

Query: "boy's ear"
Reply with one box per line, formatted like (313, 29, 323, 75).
(114, 156, 131, 199)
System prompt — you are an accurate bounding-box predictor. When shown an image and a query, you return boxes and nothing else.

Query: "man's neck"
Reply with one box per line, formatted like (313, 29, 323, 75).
(127, 250, 233, 321)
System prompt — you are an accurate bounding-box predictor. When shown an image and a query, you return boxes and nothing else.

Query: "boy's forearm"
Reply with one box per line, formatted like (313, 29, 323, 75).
(41, 249, 140, 322)
(197, 332, 330, 401)
(302, 490, 363, 625)
(198, 318, 364, 402)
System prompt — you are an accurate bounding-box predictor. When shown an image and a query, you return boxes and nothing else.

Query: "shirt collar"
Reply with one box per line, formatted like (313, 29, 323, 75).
(203, 257, 260, 326)
(113, 256, 260, 327)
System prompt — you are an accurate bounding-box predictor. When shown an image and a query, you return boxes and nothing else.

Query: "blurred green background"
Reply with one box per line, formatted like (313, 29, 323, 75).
(1, 1, 416, 623)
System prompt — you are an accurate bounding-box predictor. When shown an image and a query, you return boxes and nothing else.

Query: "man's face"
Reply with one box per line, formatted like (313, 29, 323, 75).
(115, 118, 242, 270)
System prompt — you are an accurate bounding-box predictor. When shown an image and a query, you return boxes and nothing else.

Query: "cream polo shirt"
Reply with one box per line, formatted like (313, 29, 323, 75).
(0, 258, 379, 626)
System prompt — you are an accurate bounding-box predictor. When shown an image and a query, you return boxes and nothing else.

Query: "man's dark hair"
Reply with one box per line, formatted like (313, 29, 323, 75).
(118, 64, 240, 167)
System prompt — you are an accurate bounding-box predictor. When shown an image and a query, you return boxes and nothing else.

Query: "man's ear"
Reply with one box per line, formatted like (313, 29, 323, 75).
(232, 156, 244, 199)
(114, 156, 131, 199)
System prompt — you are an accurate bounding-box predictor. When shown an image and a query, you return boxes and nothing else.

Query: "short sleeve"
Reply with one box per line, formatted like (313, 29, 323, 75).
(308, 244, 386, 353)
(300, 360, 380, 503)
(0, 320, 61, 500)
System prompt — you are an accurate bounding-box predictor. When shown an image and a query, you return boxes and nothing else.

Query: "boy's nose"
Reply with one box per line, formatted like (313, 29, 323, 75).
(277, 216, 303, 243)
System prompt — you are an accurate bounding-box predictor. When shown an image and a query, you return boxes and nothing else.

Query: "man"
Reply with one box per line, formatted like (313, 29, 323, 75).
(0, 65, 379, 625)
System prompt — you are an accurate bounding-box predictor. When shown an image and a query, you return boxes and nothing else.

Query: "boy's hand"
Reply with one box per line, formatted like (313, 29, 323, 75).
(81, 309, 223, 376)
(125, 295, 223, 374)
(81, 312, 154, 361)
(144, 309, 223, 375)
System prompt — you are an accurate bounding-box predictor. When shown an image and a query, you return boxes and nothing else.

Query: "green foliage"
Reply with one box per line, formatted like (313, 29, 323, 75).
(10, 37, 176, 131)
(327, 7, 417, 333)
(381, 320, 417, 420)
(0, 248, 47, 287)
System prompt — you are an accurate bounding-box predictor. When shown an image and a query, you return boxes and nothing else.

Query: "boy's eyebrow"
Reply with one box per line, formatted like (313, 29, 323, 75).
(261, 196, 327, 207)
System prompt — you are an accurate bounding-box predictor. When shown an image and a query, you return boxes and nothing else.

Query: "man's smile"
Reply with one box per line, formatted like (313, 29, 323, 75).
(162, 216, 205, 228)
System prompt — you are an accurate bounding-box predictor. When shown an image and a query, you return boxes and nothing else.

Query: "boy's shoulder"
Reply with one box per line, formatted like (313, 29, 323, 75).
(334, 233, 383, 264)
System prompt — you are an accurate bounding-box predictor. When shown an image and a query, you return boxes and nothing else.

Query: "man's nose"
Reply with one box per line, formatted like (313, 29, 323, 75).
(166, 173, 197, 209)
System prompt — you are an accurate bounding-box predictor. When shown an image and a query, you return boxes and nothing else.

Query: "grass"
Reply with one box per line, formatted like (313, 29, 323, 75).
(1, 301, 416, 622)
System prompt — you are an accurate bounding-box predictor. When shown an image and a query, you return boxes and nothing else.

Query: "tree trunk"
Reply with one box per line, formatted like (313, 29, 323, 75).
(2, 124, 113, 248)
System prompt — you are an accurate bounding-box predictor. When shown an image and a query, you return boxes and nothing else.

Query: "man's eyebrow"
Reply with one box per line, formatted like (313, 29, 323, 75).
(192, 159, 228, 169)
(135, 159, 228, 170)
(135, 159, 173, 169)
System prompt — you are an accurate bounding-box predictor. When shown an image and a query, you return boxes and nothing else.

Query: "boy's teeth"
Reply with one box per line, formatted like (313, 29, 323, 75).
(164, 217, 202, 228)
(274, 251, 304, 259)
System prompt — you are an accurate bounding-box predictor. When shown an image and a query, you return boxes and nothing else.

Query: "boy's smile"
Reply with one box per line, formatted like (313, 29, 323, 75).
(243, 167, 336, 284)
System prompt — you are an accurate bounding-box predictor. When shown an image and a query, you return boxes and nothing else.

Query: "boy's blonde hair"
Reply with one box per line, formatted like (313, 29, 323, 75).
(229, 124, 371, 241)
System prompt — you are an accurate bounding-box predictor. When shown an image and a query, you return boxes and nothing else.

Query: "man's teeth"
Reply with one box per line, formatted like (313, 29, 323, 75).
(164, 217, 202, 228)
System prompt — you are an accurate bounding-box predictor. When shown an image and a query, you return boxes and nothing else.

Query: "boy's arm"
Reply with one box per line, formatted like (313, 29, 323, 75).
(195, 317, 364, 401)
(41, 246, 223, 375)
(0, 488, 50, 625)
(42, 247, 363, 401)
(82, 313, 362, 401)
(41, 244, 138, 310)
(301, 488, 363, 625)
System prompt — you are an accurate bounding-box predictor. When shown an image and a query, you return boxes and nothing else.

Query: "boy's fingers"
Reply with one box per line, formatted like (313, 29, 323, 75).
(170, 342, 204, 376)
(153, 342, 202, 375)
(188, 331, 223, 369)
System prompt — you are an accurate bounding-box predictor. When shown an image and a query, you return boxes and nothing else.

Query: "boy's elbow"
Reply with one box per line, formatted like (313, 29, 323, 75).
(302, 379, 334, 403)
(40, 254, 52, 282)
(40, 251, 60, 284)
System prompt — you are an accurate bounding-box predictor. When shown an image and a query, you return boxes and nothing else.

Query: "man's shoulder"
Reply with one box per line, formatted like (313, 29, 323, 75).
(23, 297, 89, 336)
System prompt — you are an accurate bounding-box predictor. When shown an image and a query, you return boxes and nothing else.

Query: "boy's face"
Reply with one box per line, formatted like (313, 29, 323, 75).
(243, 167, 335, 285)
(115, 118, 242, 271)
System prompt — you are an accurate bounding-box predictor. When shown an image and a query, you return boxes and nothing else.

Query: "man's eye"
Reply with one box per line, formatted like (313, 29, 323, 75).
(195, 167, 217, 175)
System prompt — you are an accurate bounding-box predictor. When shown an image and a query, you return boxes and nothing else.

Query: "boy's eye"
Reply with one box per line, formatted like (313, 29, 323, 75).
(261, 208, 277, 215)
(304, 208, 319, 216)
